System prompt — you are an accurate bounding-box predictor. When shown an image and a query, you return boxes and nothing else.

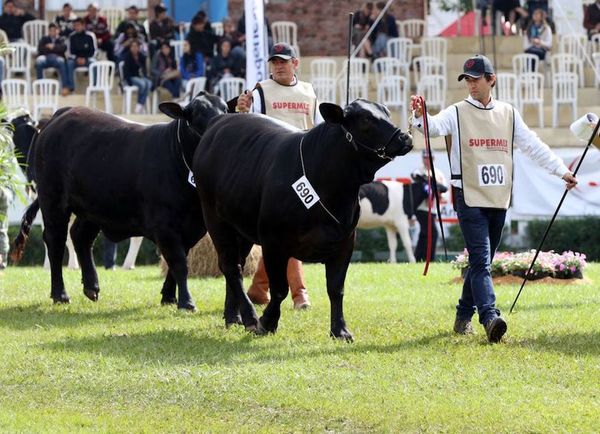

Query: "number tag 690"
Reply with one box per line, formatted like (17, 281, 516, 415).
(477, 164, 505, 187)
(292, 175, 320, 209)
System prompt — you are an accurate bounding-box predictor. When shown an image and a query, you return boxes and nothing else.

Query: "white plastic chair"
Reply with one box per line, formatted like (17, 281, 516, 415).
(1, 79, 29, 111)
(349, 57, 370, 83)
(271, 21, 300, 56)
(550, 53, 580, 86)
(85, 60, 115, 113)
(412, 56, 444, 89)
(312, 77, 336, 104)
(23, 20, 49, 56)
(416, 74, 446, 112)
(178, 22, 191, 40)
(372, 57, 402, 83)
(496, 73, 519, 108)
(118, 60, 138, 115)
(32, 78, 59, 120)
(339, 77, 369, 106)
(518, 72, 544, 127)
(421, 37, 447, 66)
(591, 34, 600, 54)
(558, 34, 587, 87)
(310, 58, 337, 80)
(5, 42, 32, 84)
(103, 8, 126, 34)
(170, 40, 184, 65)
(211, 22, 223, 37)
(551, 72, 578, 127)
(218, 77, 245, 102)
(386, 37, 412, 78)
(593, 52, 600, 88)
(185, 77, 207, 102)
(376, 75, 409, 130)
(512, 53, 539, 75)
(398, 19, 426, 54)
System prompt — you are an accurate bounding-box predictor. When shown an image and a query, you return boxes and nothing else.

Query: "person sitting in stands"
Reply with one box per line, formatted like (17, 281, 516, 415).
(187, 15, 216, 61)
(123, 39, 152, 114)
(66, 18, 95, 93)
(369, 1, 398, 58)
(179, 39, 205, 89)
(36, 23, 71, 96)
(353, 2, 374, 58)
(0, 0, 34, 42)
(149, 3, 176, 59)
(208, 38, 242, 93)
(115, 5, 147, 42)
(55, 2, 78, 38)
(151, 41, 181, 99)
(114, 22, 147, 63)
(84, 2, 115, 62)
(493, 0, 528, 35)
(584, 0, 600, 40)
(523, 8, 552, 69)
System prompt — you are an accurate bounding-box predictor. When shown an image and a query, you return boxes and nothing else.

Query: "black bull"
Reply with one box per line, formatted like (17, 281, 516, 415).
(193, 99, 413, 340)
(12, 93, 228, 309)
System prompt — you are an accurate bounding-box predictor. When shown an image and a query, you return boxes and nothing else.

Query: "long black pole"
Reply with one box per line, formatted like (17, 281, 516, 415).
(421, 98, 448, 261)
(509, 119, 600, 314)
(346, 12, 353, 107)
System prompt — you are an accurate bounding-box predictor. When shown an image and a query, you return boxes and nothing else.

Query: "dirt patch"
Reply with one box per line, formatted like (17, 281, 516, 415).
(450, 275, 591, 285)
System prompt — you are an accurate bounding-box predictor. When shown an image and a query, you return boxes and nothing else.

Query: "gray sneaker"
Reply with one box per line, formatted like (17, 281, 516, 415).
(485, 317, 507, 343)
(453, 318, 474, 335)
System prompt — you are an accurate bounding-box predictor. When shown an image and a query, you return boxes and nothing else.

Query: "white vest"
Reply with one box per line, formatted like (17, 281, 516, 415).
(455, 100, 515, 209)
(257, 77, 317, 130)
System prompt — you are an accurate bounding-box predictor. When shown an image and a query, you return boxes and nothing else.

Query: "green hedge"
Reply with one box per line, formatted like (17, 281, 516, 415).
(526, 217, 600, 261)
(7, 224, 160, 267)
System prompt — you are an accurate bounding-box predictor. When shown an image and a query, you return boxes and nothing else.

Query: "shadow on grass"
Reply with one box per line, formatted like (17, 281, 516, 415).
(0, 303, 222, 331)
(508, 299, 600, 312)
(516, 331, 600, 357)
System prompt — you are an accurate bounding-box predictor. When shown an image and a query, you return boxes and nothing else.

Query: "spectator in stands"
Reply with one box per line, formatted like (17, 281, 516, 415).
(187, 15, 216, 60)
(353, 2, 373, 58)
(149, 3, 176, 59)
(523, 8, 552, 68)
(36, 23, 71, 96)
(123, 39, 152, 114)
(369, 1, 398, 58)
(66, 18, 95, 93)
(84, 2, 115, 62)
(209, 38, 242, 93)
(115, 5, 148, 42)
(151, 41, 181, 99)
(493, 0, 528, 35)
(0, 0, 35, 42)
(221, 16, 245, 61)
(55, 2, 77, 38)
(584, 0, 600, 40)
(237, 11, 272, 49)
(114, 22, 147, 62)
(179, 39, 205, 89)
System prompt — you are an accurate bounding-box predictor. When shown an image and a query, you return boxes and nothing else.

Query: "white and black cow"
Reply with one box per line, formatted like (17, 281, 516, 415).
(12, 93, 228, 309)
(358, 180, 417, 263)
(193, 99, 413, 340)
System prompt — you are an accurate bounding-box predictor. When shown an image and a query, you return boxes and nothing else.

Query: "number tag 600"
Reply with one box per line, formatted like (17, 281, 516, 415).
(292, 175, 320, 209)
(477, 164, 505, 187)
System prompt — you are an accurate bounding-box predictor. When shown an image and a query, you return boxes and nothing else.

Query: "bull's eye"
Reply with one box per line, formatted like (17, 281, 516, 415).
(358, 116, 374, 132)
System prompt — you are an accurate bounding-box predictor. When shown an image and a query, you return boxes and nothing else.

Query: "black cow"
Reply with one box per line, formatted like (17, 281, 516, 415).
(193, 99, 413, 340)
(12, 93, 228, 309)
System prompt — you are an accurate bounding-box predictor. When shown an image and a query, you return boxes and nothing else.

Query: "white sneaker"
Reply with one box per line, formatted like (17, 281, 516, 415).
(134, 103, 144, 114)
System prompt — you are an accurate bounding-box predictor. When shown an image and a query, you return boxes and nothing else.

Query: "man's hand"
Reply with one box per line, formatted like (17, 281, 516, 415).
(562, 172, 578, 190)
(410, 95, 424, 118)
(235, 90, 252, 113)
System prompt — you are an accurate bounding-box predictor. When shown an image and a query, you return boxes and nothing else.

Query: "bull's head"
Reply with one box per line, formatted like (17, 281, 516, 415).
(319, 99, 413, 160)
(159, 92, 228, 135)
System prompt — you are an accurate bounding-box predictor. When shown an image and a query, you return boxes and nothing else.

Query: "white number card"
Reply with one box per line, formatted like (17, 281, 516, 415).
(188, 171, 196, 187)
(292, 175, 320, 209)
(478, 164, 505, 187)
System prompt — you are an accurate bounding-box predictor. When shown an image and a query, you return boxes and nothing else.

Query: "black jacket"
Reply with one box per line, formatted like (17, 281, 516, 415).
(123, 51, 148, 85)
(68, 31, 95, 59)
(38, 35, 67, 57)
(0, 12, 35, 41)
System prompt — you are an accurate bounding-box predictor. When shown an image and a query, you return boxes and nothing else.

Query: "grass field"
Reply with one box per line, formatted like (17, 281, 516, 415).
(1, 263, 599, 433)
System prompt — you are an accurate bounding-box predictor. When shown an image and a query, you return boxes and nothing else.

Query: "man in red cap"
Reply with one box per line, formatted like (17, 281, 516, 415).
(410, 54, 577, 343)
(235, 42, 322, 309)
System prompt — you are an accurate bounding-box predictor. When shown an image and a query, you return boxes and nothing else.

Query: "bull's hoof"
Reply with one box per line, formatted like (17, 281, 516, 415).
(161, 297, 177, 305)
(330, 328, 354, 342)
(177, 302, 197, 312)
(225, 315, 243, 328)
(254, 317, 277, 335)
(52, 294, 71, 304)
(83, 288, 99, 302)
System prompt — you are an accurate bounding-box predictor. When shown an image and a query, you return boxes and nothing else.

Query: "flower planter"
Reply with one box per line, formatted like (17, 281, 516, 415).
(510, 269, 551, 280)
(554, 269, 584, 279)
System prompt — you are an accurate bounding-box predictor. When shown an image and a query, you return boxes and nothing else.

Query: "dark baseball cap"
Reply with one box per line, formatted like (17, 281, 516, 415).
(457, 54, 495, 81)
(126, 5, 138, 11)
(268, 42, 297, 61)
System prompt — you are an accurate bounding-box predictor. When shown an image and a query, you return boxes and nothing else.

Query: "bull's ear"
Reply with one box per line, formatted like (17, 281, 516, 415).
(319, 103, 344, 124)
(159, 102, 187, 120)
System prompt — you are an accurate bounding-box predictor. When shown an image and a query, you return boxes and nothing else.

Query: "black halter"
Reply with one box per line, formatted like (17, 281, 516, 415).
(340, 125, 401, 161)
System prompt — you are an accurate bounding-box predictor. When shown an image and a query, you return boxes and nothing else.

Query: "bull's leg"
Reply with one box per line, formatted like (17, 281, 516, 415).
(258, 249, 289, 334)
(325, 237, 355, 342)
(223, 238, 254, 327)
(160, 271, 177, 305)
(157, 235, 196, 311)
(42, 212, 71, 304)
(70, 217, 101, 302)
(384, 226, 398, 264)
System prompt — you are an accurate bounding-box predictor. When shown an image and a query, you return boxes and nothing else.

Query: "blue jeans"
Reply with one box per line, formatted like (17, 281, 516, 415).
(103, 238, 117, 269)
(36, 55, 69, 88)
(455, 188, 506, 324)
(130, 76, 152, 104)
(66, 57, 93, 90)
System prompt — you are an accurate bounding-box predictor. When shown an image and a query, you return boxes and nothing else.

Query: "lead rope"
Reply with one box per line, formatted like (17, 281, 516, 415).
(176, 119, 193, 173)
(299, 137, 342, 226)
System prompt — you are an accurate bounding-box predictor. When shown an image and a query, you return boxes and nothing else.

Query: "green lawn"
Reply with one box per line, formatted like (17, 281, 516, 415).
(1, 263, 599, 433)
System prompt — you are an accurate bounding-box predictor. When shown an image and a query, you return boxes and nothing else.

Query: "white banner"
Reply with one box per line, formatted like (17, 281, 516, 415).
(245, 0, 268, 89)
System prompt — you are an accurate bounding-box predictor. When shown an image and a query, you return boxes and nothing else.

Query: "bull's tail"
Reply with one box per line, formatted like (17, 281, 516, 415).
(10, 198, 40, 264)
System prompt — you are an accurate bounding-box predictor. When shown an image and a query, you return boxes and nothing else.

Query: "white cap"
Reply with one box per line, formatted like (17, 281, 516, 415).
(570, 113, 600, 148)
